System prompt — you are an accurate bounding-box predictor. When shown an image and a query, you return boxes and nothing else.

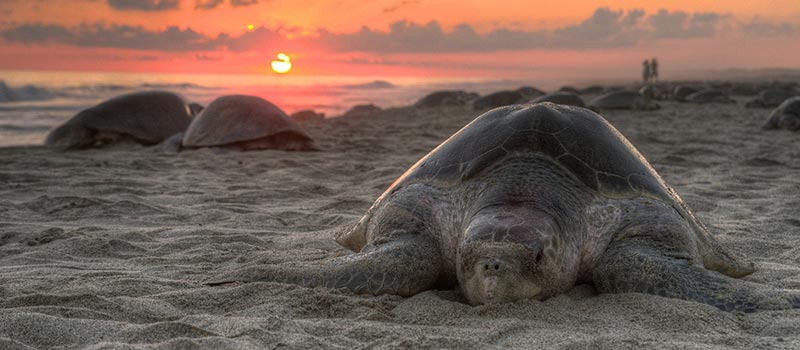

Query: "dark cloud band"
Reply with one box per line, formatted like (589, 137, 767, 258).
(107, 0, 180, 11)
(2, 8, 797, 53)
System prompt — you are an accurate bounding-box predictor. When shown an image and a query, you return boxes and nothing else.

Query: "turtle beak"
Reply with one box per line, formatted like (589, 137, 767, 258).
(483, 276, 499, 301)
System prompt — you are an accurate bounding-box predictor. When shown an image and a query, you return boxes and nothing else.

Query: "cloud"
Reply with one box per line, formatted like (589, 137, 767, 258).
(647, 9, 729, 39)
(107, 0, 179, 11)
(2, 7, 797, 53)
(551, 8, 645, 48)
(741, 16, 800, 36)
(230, 0, 257, 6)
(2, 24, 75, 43)
(195, 0, 224, 10)
(2, 23, 222, 51)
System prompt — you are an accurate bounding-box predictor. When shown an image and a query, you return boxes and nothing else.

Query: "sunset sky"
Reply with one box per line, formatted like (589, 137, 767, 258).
(1, 0, 799, 79)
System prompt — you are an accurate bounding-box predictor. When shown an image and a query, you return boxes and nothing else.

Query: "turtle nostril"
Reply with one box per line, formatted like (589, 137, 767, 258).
(483, 264, 489, 270)
(493, 263, 500, 271)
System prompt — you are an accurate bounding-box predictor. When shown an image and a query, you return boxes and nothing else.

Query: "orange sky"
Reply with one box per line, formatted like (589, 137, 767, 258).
(1, 0, 799, 78)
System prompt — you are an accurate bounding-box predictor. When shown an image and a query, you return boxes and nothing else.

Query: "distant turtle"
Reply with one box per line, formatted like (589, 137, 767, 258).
(639, 85, 664, 100)
(588, 90, 660, 111)
(730, 83, 759, 96)
(44, 91, 196, 149)
(207, 102, 799, 312)
(745, 88, 799, 108)
(579, 85, 605, 95)
(514, 86, 546, 99)
(415, 91, 478, 108)
(182, 95, 316, 151)
(342, 104, 382, 118)
(291, 110, 325, 122)
(558, 86, 580, 94)
(531, 92, 586, 107)
(763, 96, 800, 131)
(473, 91, 527, 110)
(673, 85, 700, 102)
(685, 89, 735, 104)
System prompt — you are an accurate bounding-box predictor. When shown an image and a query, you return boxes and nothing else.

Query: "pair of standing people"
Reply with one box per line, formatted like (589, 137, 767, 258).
(642, 58, 658, 83)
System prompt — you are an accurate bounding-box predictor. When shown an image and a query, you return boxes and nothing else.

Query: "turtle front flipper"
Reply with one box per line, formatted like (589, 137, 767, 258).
(206, 234, 443, 297)
(593, 237, 799, 312)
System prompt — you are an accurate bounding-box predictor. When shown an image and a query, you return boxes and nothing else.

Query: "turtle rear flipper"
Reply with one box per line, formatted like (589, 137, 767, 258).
(594, 236, 799, 312)
(206, 235, 443, 297)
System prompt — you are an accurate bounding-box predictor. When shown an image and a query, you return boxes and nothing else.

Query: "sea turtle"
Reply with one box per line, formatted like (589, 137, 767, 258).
(182, 95, 317, 151)
(763, 96, 800, 131)
(579, 85, 605, 95)
(342, 104, 382, 118)
(515, 87, 546, 99)
(684, 89, 735, 104)
(531, 92, 586, 108)
(415, 91, 479, 108)
(44, 91, 196, 149)
(673, 85, 700, 102)
(473, 91, 527, 110)
(745, 88, 799, 108)
(588, 90, 660, 111)
(559, 86, 580, 94)
(208, 102, 799, 312)
(639, 84, 664, 100)
(291, 110, 325, 122)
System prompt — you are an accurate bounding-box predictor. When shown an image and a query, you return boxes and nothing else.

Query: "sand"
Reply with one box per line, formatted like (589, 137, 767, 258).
(0, 98, 798, 349)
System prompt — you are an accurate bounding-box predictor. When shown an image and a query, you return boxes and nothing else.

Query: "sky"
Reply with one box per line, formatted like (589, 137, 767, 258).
(1, 0, 799, 80)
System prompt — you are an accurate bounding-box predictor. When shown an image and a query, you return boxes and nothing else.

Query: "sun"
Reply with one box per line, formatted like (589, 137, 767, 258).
(270, 53, 292, 74)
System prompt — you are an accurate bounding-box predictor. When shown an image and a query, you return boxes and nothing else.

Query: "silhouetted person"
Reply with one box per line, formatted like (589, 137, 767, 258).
(642, 60, 651, 84)
(650, 58, 659, 83)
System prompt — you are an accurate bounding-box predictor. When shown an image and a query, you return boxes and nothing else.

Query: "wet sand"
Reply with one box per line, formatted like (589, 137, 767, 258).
(0, 98, 798, 349)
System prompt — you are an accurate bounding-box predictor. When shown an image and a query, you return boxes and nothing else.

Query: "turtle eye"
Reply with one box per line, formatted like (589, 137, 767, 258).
(534, 250, 544, 263)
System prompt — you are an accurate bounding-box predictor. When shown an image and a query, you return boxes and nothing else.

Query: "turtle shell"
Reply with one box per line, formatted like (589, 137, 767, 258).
(589, 90, 648, 110)
(531, 92, 585, 108)
(673, 86, 699, 101)
(685, 89, 732, 103)
(763, 96, 800, 131)
(344, 102, 706, 252)
(384, 102, 673, 200)
(45, 91, 193, 148)
(182, 95, 312, 147)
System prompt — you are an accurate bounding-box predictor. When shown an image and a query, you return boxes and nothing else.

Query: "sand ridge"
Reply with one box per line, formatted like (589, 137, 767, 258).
(0, 100, 798, 349)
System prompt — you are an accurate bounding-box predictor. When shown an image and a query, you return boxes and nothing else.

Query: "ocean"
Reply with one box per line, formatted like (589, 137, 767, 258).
(0, 70, 554, 147)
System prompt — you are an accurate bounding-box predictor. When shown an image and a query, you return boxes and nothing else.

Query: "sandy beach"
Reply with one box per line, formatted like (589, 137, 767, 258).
(1, 96, 799, 349)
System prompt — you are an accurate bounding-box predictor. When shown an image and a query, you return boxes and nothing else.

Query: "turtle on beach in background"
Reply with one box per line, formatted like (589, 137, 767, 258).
(473, 91, 527, 110)
(684, 89, 735, 104)
(558, 86, 580, 94)
(415, 91, 479, 108)
(44, 91, 197, 149)
(531, 92, 586, 108)
(182, 95, 317, 151)
(342, 104, 382, 118)
(515, 86, 546, 99)
(208, 102, 799, 312)
(579, 85, 605, 95)
(291, 110, 326, 122)
(673, 85, 700, 102)
(763, 96, 800, 131)
(639, 85, 665, 100)
(745, 88, 799, 108)
(588, 90, 660, 111)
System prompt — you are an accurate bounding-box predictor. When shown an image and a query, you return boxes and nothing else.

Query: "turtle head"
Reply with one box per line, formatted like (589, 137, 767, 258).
(458, 206, 570, 305)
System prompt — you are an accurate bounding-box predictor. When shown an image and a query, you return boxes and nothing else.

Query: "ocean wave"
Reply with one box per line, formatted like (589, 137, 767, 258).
(339, 80, 396, 89)
(0, 81, 57, 103)
(0, 123, 53, 132)
(140, 82, 211, 89)
(0, 80, 214, 104)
